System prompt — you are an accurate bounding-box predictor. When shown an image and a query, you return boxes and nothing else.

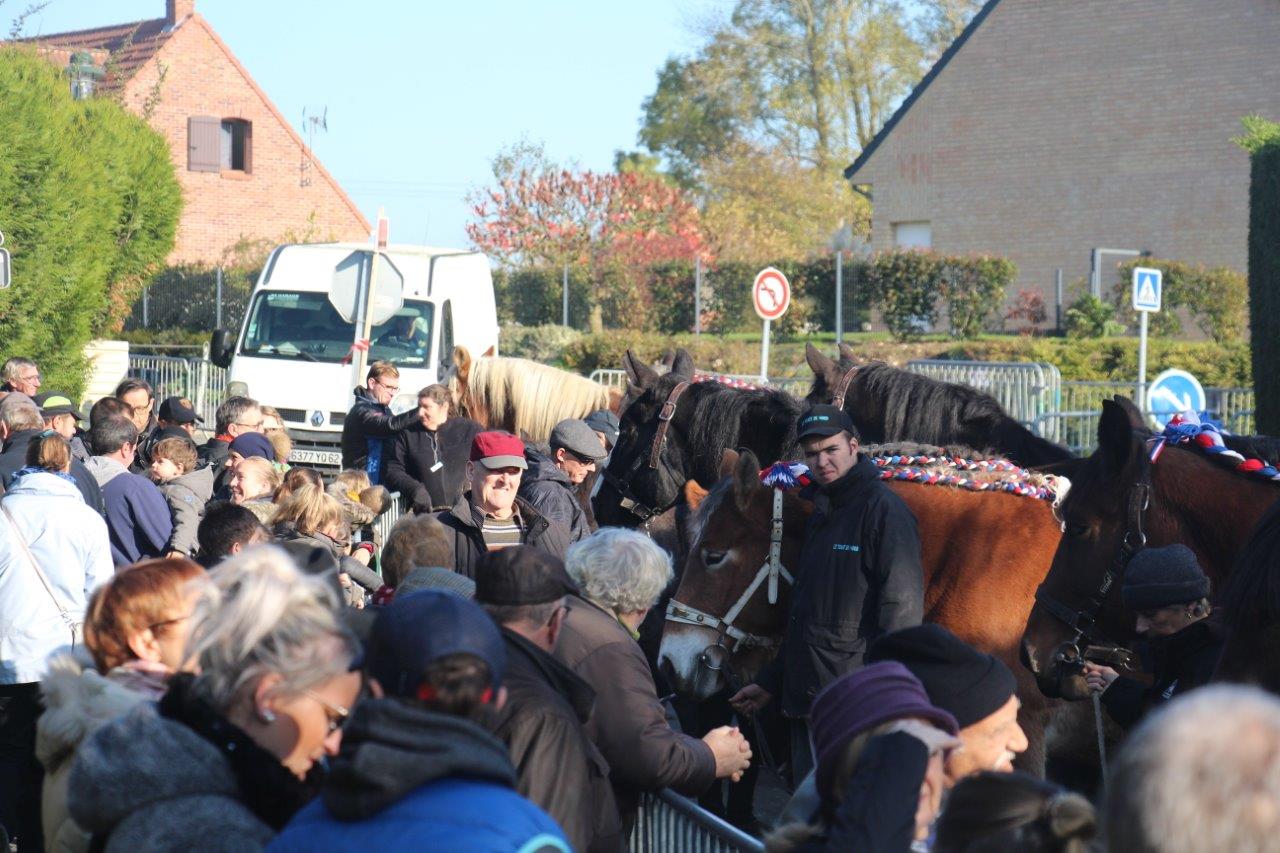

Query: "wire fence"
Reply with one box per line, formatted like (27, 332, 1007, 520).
(124, 266, 255, 332)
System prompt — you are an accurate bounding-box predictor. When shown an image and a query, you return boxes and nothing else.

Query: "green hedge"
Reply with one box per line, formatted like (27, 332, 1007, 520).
(1238, 116, 1280, 433)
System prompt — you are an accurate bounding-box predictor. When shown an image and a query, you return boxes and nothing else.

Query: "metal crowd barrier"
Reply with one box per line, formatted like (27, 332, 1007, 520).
(906, 359, 1062, 430)
(589, 368, 810, 397)
(630, 790, 764, 853)
(125, 354, 228, 426)
(371, 491, 405, 552)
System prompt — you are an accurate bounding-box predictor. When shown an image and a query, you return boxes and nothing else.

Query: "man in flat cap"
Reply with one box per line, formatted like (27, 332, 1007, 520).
(518, 418, 607, 543)
(477, 546, 622, 852)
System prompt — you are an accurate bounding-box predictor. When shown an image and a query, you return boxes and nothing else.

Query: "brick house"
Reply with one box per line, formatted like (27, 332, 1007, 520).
(844, 0, 1280, 327)
(33, 0, 369, 264)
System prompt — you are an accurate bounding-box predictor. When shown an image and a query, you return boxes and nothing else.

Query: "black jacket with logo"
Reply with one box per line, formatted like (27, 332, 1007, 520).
(340, 386, 418, 483)
(757, 455, 924, 717)
(383, 416, 483, 513)
(1101, 618, 1225, 729)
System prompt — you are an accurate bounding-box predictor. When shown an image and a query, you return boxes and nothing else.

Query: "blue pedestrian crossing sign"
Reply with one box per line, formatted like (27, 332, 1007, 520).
(1147, 368, 1206, 428)
(1132, 267, 1162, 312)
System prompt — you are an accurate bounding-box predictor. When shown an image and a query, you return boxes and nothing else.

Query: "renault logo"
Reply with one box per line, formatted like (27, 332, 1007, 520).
(309, 410, 325, 428)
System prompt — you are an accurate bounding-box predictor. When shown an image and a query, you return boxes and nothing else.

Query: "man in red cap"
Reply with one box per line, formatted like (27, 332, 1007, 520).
(435, 431, 570, 579)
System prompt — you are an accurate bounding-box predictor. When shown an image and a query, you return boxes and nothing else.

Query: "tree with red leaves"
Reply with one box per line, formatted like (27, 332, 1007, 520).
(468, 164, 708, 333)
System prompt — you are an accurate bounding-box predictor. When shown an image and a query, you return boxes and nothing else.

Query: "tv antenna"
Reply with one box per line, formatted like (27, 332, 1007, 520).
(300, 106, 328, 187)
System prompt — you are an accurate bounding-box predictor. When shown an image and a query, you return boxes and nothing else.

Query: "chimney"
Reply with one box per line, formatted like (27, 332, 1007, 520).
(166, 0, 194, 25)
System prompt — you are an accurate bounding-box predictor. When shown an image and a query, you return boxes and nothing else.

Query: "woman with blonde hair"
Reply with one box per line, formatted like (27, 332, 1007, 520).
(0, 433, 112, 850)
(67, 546, 361, 850)
(38, 557, 204, 852)
(272, 485, 381, 604)
(229, 456, 281, 524)
(273, 466, 323, 504)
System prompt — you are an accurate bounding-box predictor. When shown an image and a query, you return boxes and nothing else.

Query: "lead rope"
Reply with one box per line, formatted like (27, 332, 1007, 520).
(1092, 690, 1108, 794)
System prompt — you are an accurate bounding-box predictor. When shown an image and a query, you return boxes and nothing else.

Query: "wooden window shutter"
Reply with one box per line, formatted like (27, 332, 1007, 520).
(242, 121, 253, 174)
(187, 116, 221, 172)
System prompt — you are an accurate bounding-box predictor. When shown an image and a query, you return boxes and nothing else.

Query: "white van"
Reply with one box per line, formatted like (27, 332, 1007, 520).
(210, 242, 498, 467)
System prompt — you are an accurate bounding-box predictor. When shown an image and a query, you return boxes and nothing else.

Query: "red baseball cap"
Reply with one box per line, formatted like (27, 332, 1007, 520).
(470, 431, 527, 470)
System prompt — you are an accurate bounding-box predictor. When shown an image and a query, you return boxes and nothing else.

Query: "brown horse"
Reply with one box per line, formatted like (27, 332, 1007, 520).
(448, 346, 622, 442)
(660, 446, 1069, 773)
(1020, 397, 1280, 700)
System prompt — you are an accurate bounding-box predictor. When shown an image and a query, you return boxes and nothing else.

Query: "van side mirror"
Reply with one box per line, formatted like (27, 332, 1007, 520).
(209, 329, 233, 368)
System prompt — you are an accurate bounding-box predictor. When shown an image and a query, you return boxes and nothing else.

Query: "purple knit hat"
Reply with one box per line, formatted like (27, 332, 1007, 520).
(811, 661, 959, 799)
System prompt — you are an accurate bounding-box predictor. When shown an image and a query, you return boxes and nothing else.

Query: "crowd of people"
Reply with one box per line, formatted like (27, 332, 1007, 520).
(1, 355, 1279, 852)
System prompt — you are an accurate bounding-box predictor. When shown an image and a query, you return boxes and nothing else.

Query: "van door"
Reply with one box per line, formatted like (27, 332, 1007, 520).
(437, 299, 455, 381)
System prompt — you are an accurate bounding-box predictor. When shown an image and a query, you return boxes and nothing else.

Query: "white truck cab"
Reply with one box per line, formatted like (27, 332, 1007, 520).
(210, 242, 498, 468)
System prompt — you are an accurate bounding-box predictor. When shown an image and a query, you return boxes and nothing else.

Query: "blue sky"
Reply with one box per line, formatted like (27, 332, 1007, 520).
(23, 0, 717, 248)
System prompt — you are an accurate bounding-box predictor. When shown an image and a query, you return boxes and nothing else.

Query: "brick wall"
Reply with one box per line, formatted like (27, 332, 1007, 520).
(120, 15, 369, 264)
(852, 0, 1280, 327)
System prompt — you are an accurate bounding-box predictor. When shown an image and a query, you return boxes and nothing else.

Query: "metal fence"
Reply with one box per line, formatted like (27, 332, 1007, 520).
(588, 369, 810, 397)
(630, 790, 764, 853)
(906, 359, 1062, 429)
(126, 355, 229, 426)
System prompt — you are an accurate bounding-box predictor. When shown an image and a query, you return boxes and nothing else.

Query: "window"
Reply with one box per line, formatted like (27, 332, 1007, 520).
(187, 116, 251, 173)
(892, 221, 932, 249)
(438, 300, 454, 369)
(240, 291, 435, 368)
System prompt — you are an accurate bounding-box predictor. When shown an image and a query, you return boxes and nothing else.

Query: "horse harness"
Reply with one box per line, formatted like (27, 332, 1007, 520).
(665, 488, 795, 671)
(601, 380, 693, 523)
(830, 363, 860, 410)
(1033, 444, 1151, 672)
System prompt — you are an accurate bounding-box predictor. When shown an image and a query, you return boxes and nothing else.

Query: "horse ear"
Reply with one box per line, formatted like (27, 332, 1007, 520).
(719, 448, 740, 479)
(1112, 395, 1147, 429)
(670, 349, 695, 380)
(622, 349, 658, 389)
(731, 449, 763, 512)
(837, 342, 858, 363)
(683, 479, 710, 511)
(660, 350, 676, 370)
(1098, 398, 1141, 469)
(805, 342, 837, 379)
(453, 346, 472, 382)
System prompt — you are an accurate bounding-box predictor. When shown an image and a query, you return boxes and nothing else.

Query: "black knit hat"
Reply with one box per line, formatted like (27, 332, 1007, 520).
(1122, 544, 1209, 611)
(868, 623, 1018, 729)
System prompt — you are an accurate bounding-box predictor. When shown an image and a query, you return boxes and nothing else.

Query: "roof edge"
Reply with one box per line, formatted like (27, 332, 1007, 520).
(843, 0, 1003, 180)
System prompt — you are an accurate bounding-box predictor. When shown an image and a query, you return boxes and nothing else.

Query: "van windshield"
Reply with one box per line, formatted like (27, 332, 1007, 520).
(240, 291, 435, 367)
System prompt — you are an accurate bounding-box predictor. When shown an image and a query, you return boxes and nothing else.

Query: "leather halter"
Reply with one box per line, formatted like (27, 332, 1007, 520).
(603, 379, 692, 523)
(830, 364, 860, 410)
(665, 489, 794, 658)
(1033, 441, 1151, 671)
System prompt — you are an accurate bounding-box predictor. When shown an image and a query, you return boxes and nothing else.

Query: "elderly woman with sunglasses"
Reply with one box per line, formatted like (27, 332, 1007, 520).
(67, 546, 361, 851)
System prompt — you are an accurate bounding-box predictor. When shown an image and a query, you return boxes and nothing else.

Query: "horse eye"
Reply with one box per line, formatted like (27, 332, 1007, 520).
(702, 549, 728, 569)
(1067, 522, 1089, 538)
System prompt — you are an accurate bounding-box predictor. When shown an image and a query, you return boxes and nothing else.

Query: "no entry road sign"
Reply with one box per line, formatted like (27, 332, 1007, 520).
(753, 267, 791, 321)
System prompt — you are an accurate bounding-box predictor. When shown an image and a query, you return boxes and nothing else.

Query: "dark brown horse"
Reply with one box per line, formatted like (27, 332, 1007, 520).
(660, 447, 1070, 773)
(1020, 397, 1280, 700)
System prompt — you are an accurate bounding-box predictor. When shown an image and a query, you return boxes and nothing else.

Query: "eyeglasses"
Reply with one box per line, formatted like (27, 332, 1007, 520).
(304, 690, 352, 735)
(376, 379, 400, 393)
(19, 373, 40, 382)
(235, 420, 265, 429)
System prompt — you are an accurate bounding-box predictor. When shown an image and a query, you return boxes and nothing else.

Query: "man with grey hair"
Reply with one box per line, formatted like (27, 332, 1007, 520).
(198, 395, 263, 471)
(518, 418, 607, 543)
(1, 357, 40, 396)
(555, 527, 752, 831)
(1106, 684, 1280, 852)
(0, 394, 103, 511)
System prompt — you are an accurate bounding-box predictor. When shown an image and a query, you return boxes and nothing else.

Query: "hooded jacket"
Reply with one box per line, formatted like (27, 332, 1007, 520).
(555, 595, 716, 823)
(85, 456, 174, 567)
(517, 448, 593, 543)
(0, 471, 113, 685)
(383, 416, 483, 513)
(269, 698, 570, 852)
(158, 465, 215, 556)
(0, 427, 105, 514)
(756, 456, 924, 717)
(1101, 618, 1226, 729)
(435, 492, 571, 580)
(340, 387, 418, 485)
(491, 628, 623, 852)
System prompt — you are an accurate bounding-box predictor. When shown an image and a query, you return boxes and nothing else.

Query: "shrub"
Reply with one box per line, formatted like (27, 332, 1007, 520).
(1065, 295, 1123, 339)
(1005, 289, 1048, 335)
(940, 255, 1016, 339)
(1111, 259, 1248, 343)
(1237, 115, 1280, 433)
(498, 323, 583, 363)
(866, 250, 943, 340)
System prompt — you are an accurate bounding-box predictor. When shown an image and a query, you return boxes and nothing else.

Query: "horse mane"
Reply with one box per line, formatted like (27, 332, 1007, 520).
(683, 382, 803, 487)
(455, 357, 612, 441)
(849, 362, 1074, 464)
(863, 442, 1063, 498)
(1222, 500, 1280, 636)
(1223, 433, 1280, 467)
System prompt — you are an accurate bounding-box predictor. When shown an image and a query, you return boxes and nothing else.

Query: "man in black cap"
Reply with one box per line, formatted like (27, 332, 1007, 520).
(517, 418, 607, 542)
(1084, 544, 1223, 729)
(869, 623, 1027, 783)
(583, 410, 619, 454)
(476, 547, 622, 852)
(34, 391, 90, 462)
(157, 396, 203, 436)
(730, 403, 924, 785)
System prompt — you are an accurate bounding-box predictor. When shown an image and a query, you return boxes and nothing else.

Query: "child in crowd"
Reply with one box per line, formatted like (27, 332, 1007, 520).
(148, 436, 214, 558)
(329, 468, 393, 548)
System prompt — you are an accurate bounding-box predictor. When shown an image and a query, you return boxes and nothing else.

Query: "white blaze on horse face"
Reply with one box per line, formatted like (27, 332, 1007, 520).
(658, 628, 725, 700)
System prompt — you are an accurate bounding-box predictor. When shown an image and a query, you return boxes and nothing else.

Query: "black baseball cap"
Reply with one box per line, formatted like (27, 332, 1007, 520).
(364, 590, 506, 697)
(797, 404, 858, 440)
(34, 392, 85, 421)
(158, 396, 203, 424)
(475, 546, 580, 606)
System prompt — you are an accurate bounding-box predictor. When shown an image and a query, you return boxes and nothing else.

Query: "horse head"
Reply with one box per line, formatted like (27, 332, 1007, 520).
(658, 449, 806, 700)
(1022, 396, 1156, 699)
(447, 345, 480, 422)
(592, 348, 697, 528)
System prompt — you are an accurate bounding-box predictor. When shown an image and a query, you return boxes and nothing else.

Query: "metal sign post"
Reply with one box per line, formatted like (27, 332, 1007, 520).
(355, 209, 389, 384)
(752, 267, 791, 382)
(1132, 266, 1163, 410)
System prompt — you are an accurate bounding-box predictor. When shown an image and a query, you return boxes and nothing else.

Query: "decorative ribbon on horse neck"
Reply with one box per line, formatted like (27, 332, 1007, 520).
(1148, 411, 1280, 481)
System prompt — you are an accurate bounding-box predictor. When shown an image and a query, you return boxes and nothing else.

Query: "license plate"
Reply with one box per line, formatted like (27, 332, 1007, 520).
(289, 449, 343, 466)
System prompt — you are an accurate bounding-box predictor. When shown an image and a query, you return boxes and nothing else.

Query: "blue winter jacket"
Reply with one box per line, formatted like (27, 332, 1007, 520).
(269, 698, 570, 853)
(84, 456, 173, 567)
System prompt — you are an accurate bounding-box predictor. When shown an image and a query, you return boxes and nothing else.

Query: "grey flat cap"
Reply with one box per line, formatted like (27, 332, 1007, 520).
(550, 418, 608, 461)
(396, 565, 476, 600)
(583, 410, 620, 448)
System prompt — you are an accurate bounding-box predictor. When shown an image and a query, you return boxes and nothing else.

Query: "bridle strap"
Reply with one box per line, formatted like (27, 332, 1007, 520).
(649, 380, 691, 470)
(830, 364, 860, 411)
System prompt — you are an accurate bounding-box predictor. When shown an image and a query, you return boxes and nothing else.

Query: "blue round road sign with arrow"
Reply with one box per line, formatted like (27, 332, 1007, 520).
(1147, 368, 1206, 428)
